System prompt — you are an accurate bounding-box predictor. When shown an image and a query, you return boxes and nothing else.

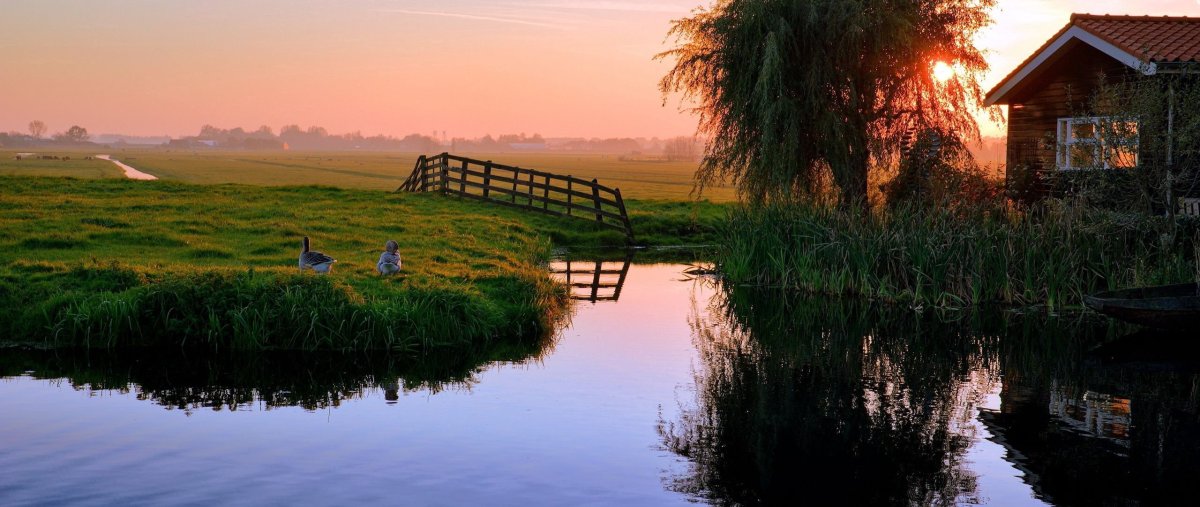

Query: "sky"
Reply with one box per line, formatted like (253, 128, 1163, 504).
(4, 0, 1200, 140)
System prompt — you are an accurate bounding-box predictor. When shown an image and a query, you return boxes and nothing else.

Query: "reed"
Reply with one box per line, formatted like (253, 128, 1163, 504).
(717, 201, 1200, 308)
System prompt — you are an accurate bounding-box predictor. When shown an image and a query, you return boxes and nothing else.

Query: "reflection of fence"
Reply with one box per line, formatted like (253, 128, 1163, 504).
(399, 153, 634, 242)
(548, 253, 633, 302)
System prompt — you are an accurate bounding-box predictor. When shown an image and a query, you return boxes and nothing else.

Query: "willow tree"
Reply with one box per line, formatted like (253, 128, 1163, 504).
(659, 0, 995, 207)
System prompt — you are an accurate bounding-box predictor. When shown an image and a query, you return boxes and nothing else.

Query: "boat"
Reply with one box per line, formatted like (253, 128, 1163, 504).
(1084, 283, 1200, 330)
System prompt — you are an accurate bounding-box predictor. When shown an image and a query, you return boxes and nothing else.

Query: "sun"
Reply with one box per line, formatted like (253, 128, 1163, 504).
(932, 61, 955, 82)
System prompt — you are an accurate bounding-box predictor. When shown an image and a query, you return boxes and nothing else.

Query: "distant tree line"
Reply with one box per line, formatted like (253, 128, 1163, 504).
(172, 124, 442, 152)
(0, 121, 91, 147)
(177, 125, 701, 156)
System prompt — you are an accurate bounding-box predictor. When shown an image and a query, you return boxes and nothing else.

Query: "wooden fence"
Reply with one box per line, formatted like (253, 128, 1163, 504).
(398, 153, 634, 242)
(548, 253, 633, 302)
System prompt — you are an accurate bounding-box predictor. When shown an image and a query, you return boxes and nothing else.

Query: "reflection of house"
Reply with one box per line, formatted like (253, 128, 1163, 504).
(978, 364, 1200, 506)
(985, 14, 1200, 208)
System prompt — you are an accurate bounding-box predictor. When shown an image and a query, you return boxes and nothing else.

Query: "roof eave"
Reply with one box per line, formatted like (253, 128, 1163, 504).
(984, 25, 1157, 106)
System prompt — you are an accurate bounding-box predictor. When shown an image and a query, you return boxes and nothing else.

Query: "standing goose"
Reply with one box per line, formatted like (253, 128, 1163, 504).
(299, 236, 336, 274)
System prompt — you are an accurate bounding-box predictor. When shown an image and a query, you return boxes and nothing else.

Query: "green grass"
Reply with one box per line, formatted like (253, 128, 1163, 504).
(0, 145, 731, 353)
(717, 202, 1200, 308)
(0, 177, 587, 350)
(0, 174, 724, 351)
(0, 151, 122, 178)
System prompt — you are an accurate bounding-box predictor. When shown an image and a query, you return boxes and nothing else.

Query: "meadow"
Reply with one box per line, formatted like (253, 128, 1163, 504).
(0, 147, 724, 352)
(0, 151, 122, 178)
(10, 148, 738, 202)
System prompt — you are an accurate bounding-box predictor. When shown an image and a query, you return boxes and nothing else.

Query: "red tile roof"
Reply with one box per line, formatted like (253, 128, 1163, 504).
(985, 14, 1200, 105)
(1072, 14, 1200, 63)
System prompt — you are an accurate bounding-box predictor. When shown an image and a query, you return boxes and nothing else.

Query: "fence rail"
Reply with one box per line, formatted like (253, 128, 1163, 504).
(399, 153, 634, 242)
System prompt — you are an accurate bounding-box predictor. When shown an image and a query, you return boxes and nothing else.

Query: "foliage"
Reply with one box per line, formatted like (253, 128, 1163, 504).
(54, 125, 90, 143)
(1040, 74, 1200, 216)
(659, 0, 995, 206)
(878, 131, 1005, 209)
(716, 200, 1200, 308)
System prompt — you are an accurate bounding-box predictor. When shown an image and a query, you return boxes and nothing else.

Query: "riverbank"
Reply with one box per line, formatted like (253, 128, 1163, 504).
(0, 176, 721, 350)
(716, 202, 1200, 308)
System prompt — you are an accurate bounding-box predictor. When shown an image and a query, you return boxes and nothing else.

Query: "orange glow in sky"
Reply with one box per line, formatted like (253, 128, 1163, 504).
(4, 1, 1200, 140)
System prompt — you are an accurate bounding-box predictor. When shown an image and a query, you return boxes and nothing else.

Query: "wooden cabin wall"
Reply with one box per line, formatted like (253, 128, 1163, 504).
(1004, 42, 1138, 197)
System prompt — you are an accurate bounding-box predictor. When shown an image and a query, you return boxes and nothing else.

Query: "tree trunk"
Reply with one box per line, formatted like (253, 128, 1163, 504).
(836, 134, 871, 211)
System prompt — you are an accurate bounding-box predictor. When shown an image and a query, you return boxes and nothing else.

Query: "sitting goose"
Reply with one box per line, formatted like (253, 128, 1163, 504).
(299, 236, 336, 274)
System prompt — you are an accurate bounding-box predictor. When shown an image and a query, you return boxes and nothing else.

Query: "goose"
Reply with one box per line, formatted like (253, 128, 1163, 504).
(299, 236, 336, 273)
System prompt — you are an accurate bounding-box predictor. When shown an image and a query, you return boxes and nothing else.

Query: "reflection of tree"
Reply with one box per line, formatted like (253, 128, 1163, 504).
(660, 290, 1005, 504)
(658, 281, 1200, 506)
(0, 333, 555, 413)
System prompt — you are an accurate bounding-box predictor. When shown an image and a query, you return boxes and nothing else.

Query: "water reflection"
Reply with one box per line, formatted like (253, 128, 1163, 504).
(0, 332, 556, 413)
(548, 251, 634, 302)
(662, 286, 1200, 505)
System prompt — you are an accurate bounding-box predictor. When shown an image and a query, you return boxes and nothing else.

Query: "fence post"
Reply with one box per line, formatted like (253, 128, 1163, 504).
(614, 187, 633, 243)
(528, 172, 534, 206)
(543, 175, 550, 210)
(511, 167, 519, 203)
(439, 157, 449, 195)
(483, 161, 492, 199)
(420, 159, 429, 192)
(592, 179, 603, 223)
(567, 178, 573, 215)
(459, 159, 468, 194)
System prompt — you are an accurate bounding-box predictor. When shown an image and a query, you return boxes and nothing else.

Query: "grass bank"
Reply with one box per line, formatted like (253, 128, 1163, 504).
(717, 202, 1200, 308)
(0, 176, 719, 351)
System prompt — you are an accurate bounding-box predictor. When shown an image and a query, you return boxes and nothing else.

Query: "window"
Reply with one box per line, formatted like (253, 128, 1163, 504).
(1056, 117, 1139, 170)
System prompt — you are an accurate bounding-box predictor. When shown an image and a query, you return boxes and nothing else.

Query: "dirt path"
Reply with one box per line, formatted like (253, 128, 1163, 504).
(97, 154, 157, 180)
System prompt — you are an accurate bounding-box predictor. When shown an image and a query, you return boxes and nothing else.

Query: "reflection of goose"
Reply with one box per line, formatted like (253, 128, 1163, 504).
(299, 236, 336, 274)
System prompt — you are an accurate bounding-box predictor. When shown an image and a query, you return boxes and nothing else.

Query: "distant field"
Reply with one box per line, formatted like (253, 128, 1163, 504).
(0, 150, 123, 178)
(9, 148, 734, 202)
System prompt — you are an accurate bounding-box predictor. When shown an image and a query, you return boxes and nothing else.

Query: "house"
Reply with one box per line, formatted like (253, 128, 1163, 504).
(985, 14, 1200, 210)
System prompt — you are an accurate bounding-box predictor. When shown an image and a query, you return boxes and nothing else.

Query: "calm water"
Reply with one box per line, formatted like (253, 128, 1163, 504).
(3, 263, 1200, 506)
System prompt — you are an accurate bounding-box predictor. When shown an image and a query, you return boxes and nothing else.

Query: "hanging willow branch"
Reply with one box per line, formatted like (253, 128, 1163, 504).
(659, 0, 997, 207)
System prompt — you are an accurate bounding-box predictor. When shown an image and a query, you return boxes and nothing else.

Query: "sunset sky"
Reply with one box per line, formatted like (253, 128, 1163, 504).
(5, 0, 1200, 140)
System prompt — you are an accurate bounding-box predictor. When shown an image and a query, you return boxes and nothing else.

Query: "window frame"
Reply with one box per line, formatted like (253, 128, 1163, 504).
(1055, 116, 1140, 171)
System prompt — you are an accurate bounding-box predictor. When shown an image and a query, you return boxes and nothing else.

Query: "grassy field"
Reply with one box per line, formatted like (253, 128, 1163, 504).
(0, 146, 724, 351)
(0, 174, 722, 351)
(0, 148, 737, 202)
(0, 177, 568, 351)
(0, 151, 122, 178)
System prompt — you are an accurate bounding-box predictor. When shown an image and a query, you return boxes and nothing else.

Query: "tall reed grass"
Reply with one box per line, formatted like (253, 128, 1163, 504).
(717, 201, 1199, 308)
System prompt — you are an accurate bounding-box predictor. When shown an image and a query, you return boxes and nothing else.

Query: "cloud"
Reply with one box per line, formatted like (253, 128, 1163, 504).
(378, 8, 568, 30)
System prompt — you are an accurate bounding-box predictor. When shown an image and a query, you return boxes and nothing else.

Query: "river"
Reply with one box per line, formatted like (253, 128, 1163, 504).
(2, 262, 1199, 505)
(96, 154, 157, 180)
